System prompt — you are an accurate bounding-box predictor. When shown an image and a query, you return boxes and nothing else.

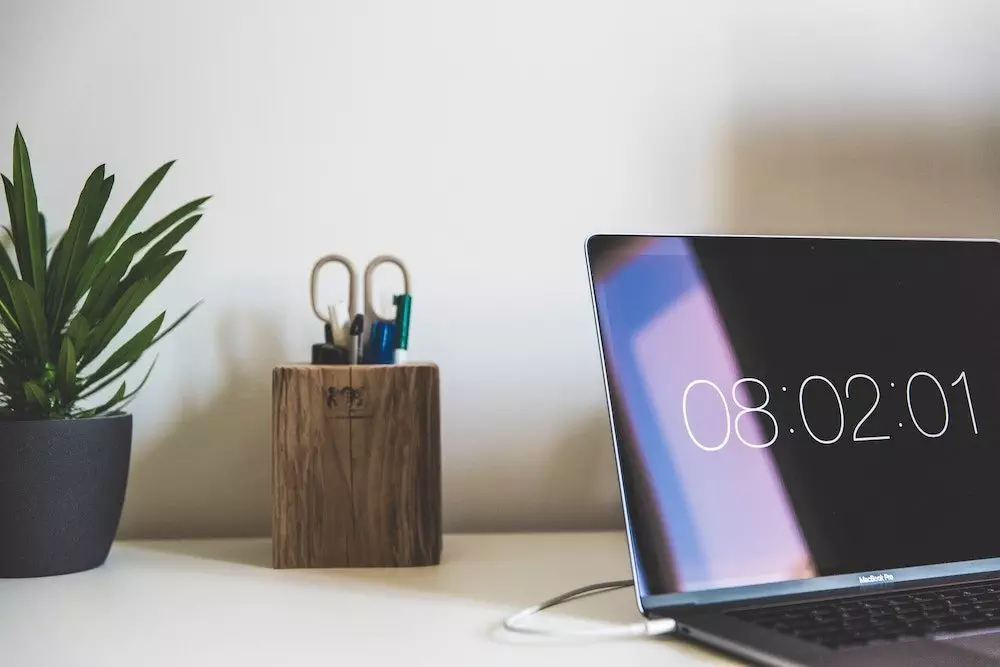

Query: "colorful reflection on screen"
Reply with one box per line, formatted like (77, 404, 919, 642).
(590, 235, 1000, 597)
(595, 238, 814, 592)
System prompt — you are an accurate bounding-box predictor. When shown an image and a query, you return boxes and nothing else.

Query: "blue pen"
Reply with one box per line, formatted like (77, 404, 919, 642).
(365, 320, 396, 364)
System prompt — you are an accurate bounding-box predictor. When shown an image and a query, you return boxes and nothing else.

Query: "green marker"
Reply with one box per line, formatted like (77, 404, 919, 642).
(392, 293, 412, 364)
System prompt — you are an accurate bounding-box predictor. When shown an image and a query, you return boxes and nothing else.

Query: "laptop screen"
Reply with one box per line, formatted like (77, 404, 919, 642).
(588, 235, 1000, 606)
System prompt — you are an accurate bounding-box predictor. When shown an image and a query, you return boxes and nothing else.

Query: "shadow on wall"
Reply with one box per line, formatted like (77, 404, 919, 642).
(719, 119, 1000, 238)
(539, 411, 625, 531)
(443, 409, 625, 534)
(119, 308, 288, 539)
(118, 309, 623, 538)
(537, 121, 1000, 534)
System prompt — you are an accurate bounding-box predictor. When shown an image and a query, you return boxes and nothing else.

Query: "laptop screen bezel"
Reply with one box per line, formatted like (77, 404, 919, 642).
(585, 233, 1000, 615)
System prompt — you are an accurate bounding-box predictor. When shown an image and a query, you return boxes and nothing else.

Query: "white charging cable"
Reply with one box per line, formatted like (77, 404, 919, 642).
(502, 579, 678, 639)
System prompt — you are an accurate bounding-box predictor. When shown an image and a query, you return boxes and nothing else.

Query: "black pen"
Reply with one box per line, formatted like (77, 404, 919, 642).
(349, 314, 364, 364)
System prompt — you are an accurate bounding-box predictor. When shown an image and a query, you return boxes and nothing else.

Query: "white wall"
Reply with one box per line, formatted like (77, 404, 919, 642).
(2, 0, 1000, 538)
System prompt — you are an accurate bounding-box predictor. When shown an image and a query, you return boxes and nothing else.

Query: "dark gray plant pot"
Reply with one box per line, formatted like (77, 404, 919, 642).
(0, 413, 131, 578)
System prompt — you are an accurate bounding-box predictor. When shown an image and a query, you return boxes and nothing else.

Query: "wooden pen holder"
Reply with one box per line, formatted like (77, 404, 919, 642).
(271, 363, 442, 568)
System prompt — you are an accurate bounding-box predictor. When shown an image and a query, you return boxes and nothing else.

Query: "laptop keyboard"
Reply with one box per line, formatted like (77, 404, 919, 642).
(729, 580, 1000, 649)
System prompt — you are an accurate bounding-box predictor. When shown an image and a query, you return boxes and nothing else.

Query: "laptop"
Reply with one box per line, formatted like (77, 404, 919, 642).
(586, 234, 1000, 666)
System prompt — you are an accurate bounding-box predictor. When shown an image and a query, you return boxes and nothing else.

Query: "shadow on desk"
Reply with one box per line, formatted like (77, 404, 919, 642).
(122, 533, 744, 663)
(126, 532, 642, 627)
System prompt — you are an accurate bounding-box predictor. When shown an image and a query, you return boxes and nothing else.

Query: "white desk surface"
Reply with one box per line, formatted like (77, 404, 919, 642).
(0, 531, 742, 666)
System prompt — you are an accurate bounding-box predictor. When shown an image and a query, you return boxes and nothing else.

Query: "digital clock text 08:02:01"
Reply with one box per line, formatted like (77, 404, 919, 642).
(681, 372, 979, 452)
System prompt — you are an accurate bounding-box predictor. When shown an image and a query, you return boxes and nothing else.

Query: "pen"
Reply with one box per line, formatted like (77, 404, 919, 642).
(392, 293, 411, 364)
(349, 314, 364, 364)
(365, 320, 396, 364)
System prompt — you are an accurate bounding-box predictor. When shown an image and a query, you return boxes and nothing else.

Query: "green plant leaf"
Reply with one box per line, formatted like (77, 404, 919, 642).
(160, 213, 203, 254)
(67, 313, 89, 350)
(45, 235, 66, 292)
(78, 354, 140, 399)
(0, 137, 205, 420)
(8, 279, 48, 361)
(79, 301, 199, 399)
(150, 300, 201, 347)
(79, 232, 149, 324)
(77, 161, 173, 293)
(81, 206, 204, 325)
(120, 215, 200, 294)
(151, 245, 187, 279)
(23, 380, 47, 409)
(82, 253, 186, 361)
(1, 186, 12, 234)
(76, 174, 115, 286)
(1, 174, 26, 277)
(46, 165, 107, 332)
(90, 312, 163, 382)
(118, 357, 155, 402)
(139, 213, 200, 263)
(11, 128, 45, 292)
(139, 197, 209, 246)
(0, 243, 19, 331)
(0, 299, 18, 334)
(57, 336, 77, 401)
(61, 174, 115, 316)
(79, 278, 153, 366)
(139, 250, 185, 296)
(79, 380, 126, 418)
(112, 360, 157, 414)
(37, 211, 46, 265)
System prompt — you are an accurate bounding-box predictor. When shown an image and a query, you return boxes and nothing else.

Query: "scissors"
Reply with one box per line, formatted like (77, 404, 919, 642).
(310, 254, 411, 361)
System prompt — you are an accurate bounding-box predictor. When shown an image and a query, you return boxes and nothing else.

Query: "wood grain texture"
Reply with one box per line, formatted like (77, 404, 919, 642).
(271, 363, 441, 568)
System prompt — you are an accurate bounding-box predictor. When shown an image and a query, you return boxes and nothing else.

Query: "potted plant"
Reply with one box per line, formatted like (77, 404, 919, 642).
(0, 127, 208, 578)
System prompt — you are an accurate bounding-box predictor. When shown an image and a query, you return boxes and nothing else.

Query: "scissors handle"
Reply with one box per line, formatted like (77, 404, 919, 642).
(310, 254, 358, 322)
(364, 254, 411, 322)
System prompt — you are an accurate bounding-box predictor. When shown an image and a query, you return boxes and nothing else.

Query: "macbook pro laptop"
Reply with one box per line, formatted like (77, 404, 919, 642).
(586, 234, 1000, 666)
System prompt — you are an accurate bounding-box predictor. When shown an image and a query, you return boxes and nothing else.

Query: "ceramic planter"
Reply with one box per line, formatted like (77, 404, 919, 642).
(0, 413, 131, 578)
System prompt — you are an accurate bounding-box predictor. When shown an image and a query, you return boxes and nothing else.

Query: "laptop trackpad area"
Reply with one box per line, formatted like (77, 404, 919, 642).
(942, 630, 1000, 660)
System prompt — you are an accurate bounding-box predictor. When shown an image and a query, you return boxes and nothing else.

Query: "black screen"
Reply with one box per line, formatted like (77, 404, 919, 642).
(589, 235, 1000, 596)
